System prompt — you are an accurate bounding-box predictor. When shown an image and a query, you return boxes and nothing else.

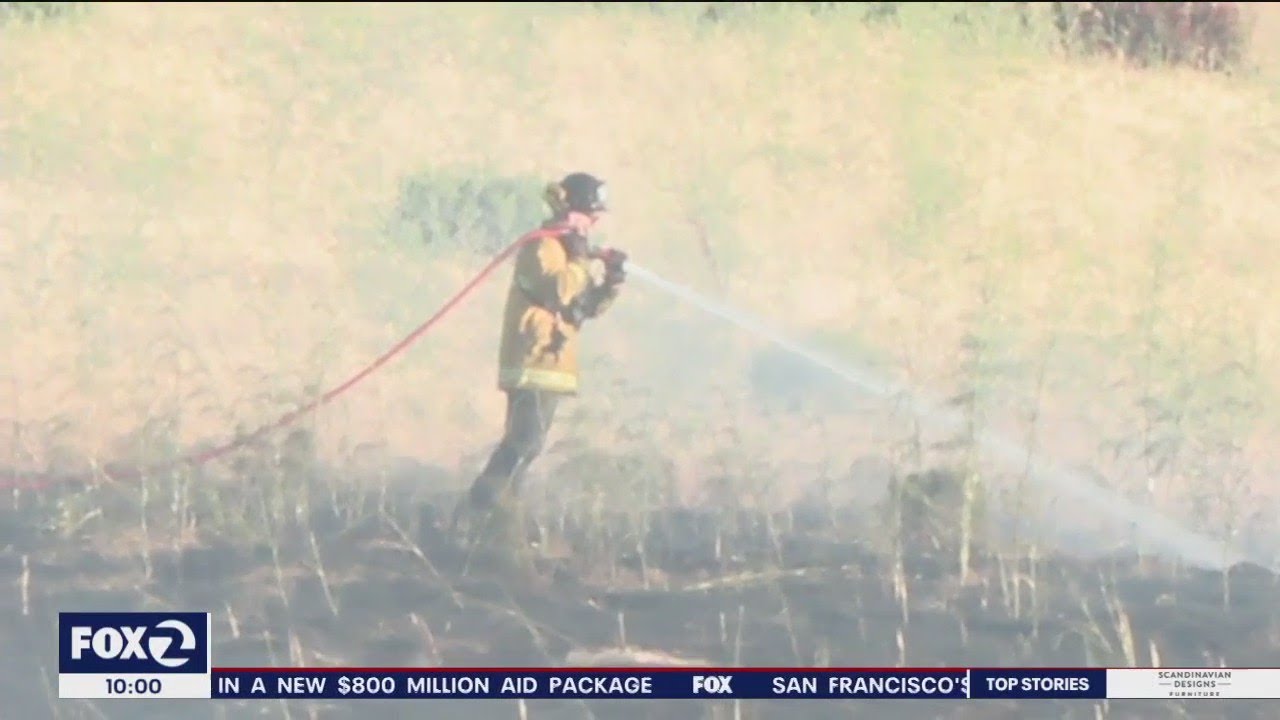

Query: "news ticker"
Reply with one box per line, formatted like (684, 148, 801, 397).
(58, 613, 1275, 701)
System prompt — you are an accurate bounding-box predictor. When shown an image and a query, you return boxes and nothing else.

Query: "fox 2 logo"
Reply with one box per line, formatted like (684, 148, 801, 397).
(59, 612, 210, 674)
(692, 675, 735, 695)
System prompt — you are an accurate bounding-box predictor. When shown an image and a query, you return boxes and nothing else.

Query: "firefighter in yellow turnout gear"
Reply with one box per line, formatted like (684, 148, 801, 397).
(454, 173, 626, 565)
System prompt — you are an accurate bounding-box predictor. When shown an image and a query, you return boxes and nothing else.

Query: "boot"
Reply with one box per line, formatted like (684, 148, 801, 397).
(458, 493, 536, 577)
(450, 468, 507, 539)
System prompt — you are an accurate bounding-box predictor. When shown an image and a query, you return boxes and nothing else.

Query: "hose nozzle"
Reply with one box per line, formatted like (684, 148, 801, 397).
(589, 247, 628, 285)
(589, 247, 628, 268)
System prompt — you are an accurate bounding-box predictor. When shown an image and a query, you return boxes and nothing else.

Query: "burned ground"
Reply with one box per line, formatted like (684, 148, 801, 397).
(0, 460, 1276, 720)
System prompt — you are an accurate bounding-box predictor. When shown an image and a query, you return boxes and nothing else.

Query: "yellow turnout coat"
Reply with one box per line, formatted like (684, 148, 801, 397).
(497, 223, 618, 394)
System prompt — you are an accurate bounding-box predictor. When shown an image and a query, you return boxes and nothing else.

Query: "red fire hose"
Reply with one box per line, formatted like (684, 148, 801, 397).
(2, 228, 565, 492)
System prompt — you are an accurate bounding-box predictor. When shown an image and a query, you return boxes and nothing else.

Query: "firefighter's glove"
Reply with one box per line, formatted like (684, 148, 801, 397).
(560, 279, 617, 327)
(597, 248, 628, 287)
(559, 297, 590, 328)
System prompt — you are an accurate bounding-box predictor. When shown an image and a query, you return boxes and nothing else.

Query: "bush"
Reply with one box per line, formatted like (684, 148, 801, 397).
(617, 2, 1034, 28)
(389, 170, 548, 255)
(1053, 2, 1248, 71)
(0, 2, 85, 24)
(611, 2, 1247, 72)
(888, 467, 989, 569)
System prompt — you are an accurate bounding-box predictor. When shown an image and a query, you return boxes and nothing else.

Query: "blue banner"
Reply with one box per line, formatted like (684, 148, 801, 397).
(972, 669, 1105, 699)
(209, 668, 1109, 700)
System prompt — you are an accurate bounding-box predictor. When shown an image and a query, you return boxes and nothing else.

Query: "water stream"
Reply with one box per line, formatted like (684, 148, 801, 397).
(628, 262, 1266, 571)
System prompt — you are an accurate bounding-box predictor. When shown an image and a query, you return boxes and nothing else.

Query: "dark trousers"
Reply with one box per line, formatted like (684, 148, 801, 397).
(467, 389, 560, 509)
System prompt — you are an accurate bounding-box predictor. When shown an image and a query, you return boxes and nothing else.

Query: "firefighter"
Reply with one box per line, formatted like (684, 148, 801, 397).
(453, 172, 627, 562)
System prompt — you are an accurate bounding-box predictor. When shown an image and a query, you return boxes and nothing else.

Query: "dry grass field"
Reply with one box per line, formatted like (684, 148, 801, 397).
(2, 3, 1280, 719)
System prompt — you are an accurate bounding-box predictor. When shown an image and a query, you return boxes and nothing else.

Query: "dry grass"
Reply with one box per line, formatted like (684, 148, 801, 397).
(4, 0, 1280, 556)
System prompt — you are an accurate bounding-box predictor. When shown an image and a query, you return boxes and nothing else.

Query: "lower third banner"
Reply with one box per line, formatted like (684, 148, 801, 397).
(207, 668, 1280, 700)
(211, 668, 1095, 700)
(59, 659, 1280, 700)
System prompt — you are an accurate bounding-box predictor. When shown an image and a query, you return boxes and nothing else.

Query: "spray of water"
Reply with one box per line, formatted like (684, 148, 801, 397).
(628, 262, 1267, 571)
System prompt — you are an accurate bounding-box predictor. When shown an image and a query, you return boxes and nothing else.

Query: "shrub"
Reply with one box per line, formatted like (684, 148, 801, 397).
(389, 170, 548, 255)
(0, 2, 85, 24)
(888, 467, 989, 569)
(621, 2, 1036, 29)
(1052, 2, 1248, 71)
(611, 2, 1247, 72)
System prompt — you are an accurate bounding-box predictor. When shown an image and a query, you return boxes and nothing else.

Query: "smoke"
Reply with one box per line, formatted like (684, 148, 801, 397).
(625, 262, 1273, 572)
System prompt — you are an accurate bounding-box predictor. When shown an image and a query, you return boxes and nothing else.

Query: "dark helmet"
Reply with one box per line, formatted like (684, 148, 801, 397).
(547, 172, 608, 214)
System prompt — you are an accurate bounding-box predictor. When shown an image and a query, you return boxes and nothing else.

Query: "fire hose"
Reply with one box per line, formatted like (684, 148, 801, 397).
(2, 228, 617, 492)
